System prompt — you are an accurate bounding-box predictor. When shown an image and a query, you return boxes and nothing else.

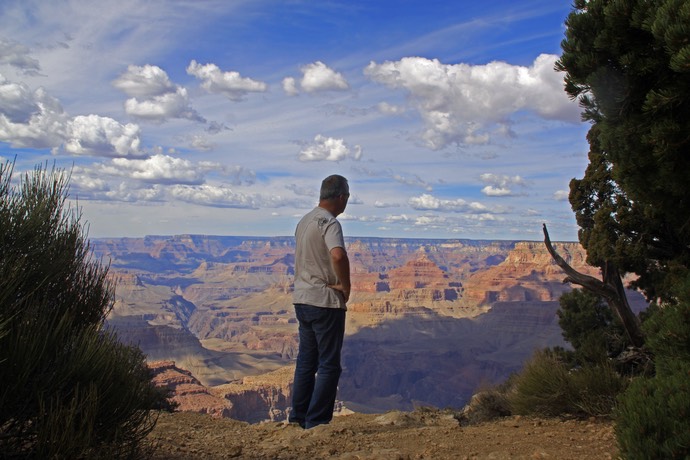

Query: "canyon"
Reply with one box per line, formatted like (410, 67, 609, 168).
(96, 235, 648, 422)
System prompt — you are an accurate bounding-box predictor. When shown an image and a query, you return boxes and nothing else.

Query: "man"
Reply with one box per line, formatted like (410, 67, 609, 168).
(289, 174, 351, 429)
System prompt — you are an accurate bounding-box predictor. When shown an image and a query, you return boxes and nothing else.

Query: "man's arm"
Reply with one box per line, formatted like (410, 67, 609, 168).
(329, 246, 351, 303)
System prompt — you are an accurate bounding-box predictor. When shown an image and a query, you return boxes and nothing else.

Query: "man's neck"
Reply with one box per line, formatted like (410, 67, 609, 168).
(318, 200, 339, 217)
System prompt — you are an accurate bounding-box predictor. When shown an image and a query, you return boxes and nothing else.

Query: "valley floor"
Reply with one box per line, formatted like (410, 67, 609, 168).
(148, 409, 618, 459)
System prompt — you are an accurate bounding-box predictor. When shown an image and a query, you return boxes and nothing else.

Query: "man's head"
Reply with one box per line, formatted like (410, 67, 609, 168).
(319, 174, 349, 216)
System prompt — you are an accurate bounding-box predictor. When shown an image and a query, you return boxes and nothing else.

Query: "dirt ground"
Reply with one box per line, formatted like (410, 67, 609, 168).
(147, 409, 619, 459)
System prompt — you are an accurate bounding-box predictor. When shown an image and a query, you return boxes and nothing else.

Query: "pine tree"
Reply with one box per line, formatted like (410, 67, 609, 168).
(556, 0, 690, 303)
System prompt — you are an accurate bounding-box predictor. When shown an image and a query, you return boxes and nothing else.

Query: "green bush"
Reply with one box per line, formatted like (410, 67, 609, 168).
(616, 287, 690, 459)
(616, 359, 690, 460)
(507, 349, 626, 417)
(456, 379, 513, 425)
(0, 162, 167, 458)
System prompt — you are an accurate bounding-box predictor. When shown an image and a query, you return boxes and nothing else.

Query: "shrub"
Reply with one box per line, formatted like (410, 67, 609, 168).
(507, 350, 573, 416)
(616, 283, 690, 459)
(0, 162, 167, 458)
(455, 380, 513, 425)
(615, 359, 690, 460)
(507, 349, 626, 417)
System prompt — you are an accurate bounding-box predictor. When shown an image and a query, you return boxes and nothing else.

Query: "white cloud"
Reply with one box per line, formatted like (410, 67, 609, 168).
(169, 184, 259, 208)
(188, 135, 214, 151)
(0, 74, 68, 149)
(481, 186, 512, 196)
(0, 39, 41, 75)
(298, 134, 362, 162)
(104, 183, 166, 203)
(409, 193, 489, 213)
(65, 114, 143, 157)
(374, 200, 400, 208)
(414, 215, 449, 227)
(187, 60, 267, 101)
(168, 184, 294, 209)
(283, 61, 349, 95)
(108, 154, 204, 184)
(376, 102, 406, 115)
(79, 153, 256, 186)
(113, 64, 174, 98)
(554, 190, 569, 201)
(479, 173, 527, 196)
(364, 54, 580, 150)
(123, 87, 202, 122)
(71, 174, 109, 192)
(114, 64, 204, 122)
(282, 77, 299, 96)
(0, 74, 144, 157)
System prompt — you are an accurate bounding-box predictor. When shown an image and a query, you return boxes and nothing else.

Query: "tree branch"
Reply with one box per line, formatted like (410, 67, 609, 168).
(543, 224, 644, 348)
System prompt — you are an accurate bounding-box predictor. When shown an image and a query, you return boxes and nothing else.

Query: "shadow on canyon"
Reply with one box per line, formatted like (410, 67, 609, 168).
(339, 301, 567, 413)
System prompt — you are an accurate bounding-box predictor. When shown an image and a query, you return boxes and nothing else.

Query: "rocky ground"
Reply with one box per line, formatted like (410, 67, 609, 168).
(147, 409, 619, 459)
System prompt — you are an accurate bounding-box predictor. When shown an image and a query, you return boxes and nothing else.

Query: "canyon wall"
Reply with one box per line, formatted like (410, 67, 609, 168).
(95, 235, 648, 421)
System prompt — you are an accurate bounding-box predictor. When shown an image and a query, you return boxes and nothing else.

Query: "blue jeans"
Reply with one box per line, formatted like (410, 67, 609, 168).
(289, 304, 346, 429)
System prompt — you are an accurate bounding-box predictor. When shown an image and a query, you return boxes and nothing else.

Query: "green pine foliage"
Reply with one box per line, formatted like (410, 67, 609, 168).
(0, 161, 168, 458)
(556, 289, 628, 365)
(616, 279, 690, 459)
(557, 1, 690, 455)
(616, 360, 690, 460)
(557, 0, 690, 303)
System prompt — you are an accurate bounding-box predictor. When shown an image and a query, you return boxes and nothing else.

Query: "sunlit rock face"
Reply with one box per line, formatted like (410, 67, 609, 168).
(149, 360, 233, 418)
(95, 235, 648, 420)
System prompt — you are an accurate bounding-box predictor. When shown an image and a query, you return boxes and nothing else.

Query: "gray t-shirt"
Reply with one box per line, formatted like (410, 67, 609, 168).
(293, 206, 347, 310)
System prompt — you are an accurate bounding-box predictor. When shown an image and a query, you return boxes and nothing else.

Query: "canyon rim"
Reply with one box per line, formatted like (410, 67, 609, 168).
(96, 235, 648, 422)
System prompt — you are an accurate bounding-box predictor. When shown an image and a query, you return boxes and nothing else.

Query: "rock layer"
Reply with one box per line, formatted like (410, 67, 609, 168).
(94, 235, 648, 421)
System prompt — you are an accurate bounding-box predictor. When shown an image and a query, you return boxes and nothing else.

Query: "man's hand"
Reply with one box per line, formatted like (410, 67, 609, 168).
(329, 246, 351, 303)
(328, 282, 350, 303)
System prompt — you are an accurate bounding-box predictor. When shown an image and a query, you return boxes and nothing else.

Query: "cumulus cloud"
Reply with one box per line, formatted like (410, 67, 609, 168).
(282, 61, 349, 96)
(186, 60, 267, 101)
(113, 63, 173, 97)
(114, 64, 204, 122)
(168, 184, 297, 209)
(282, 77, 299, 96)
(0, 74, 68, 148)
(479, 173, 527, 197)
(0, 39, 41, 75)
(365, 54, 580, 150)
(168, 184, 260, 208)
(65, 114, 143, 157)
(105, 183, 166, 203)
(374, 200, 400, 208)
(108, 154, 205, 184)
(0, 74, 145, 157)
(79, 153, 256, 186)
(409, 193, 489, 213)
(298, 134, 362, 162)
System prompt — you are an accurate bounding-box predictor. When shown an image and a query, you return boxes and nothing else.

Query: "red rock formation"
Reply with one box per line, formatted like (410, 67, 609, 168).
(462, 242, 598, 306)
(349, 251, 464, 317)
(149, 361, 233, 418)
(211, 365, 294, 423)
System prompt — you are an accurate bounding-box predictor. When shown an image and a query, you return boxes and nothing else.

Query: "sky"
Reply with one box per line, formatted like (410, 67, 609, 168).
(0, 0, 590, 241)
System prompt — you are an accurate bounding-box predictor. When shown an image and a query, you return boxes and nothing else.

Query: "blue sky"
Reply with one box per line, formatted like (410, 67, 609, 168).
(0, 0, 589, 241)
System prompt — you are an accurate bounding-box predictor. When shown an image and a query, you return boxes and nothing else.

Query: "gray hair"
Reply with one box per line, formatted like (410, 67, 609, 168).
(320, 175, 349, 201)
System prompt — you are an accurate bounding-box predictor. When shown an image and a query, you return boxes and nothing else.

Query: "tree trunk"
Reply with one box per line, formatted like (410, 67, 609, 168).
(542, 224, 645, 348)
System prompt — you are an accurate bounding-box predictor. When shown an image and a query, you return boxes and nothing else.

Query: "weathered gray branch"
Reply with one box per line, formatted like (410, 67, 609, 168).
(543, 224, 644, 348)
